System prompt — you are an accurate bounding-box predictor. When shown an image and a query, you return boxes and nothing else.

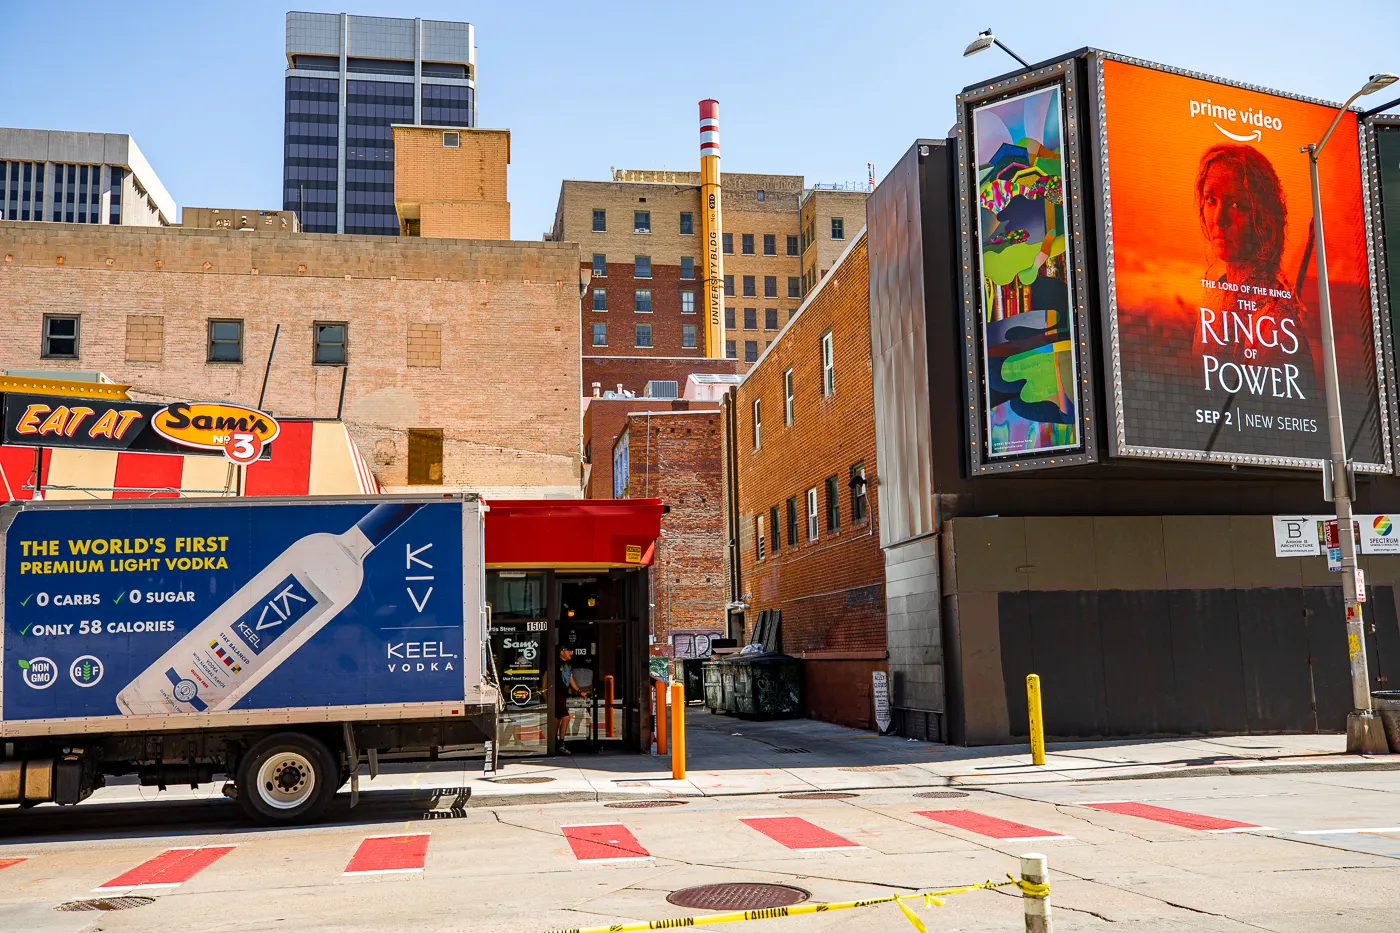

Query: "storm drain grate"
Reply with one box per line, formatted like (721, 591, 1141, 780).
(55, 897, 155, 912)
(488, 776, 555, 784)
(774, 747, 810, 754)
(914, 790, 970, 799)
(605, 799, 688, 808)
(838, 765, 899, 772)
(779, 792, 859, 800)
(668, 883, 810, 911)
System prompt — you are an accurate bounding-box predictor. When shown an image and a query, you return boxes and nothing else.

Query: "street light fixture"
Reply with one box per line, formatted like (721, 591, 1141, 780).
(962, 29, 1031, 70)
(1305, 72, 1397, 755)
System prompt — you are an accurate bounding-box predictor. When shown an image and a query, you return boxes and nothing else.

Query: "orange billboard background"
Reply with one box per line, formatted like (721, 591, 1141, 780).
(1100, 58, 1384, 467)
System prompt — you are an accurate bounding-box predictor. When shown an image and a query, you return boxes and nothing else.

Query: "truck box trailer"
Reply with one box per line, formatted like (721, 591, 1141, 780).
(0, 494, 496, 824)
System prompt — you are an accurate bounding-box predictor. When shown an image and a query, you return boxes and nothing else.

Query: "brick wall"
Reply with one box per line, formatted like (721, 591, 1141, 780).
(0, 221, 582, 497)
(733, 233, 886, 728)
(392, 127, 510, 240)
(619, 410, 726, 652)
(583, 397, 719, 499)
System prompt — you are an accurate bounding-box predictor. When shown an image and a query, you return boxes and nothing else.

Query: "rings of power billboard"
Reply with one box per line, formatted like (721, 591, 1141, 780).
(963, 52, 1397, 474)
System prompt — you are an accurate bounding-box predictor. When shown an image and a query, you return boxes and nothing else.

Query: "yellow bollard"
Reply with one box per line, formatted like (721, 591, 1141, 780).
(1026, 673, 1046, 766)
(670, 681, 686, 780)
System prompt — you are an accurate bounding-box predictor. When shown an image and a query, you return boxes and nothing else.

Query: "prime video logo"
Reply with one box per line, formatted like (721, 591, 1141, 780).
(1189, 97, 1283, 143)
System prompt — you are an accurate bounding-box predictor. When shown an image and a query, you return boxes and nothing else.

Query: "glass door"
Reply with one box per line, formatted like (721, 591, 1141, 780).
(487, 573, 549, 756)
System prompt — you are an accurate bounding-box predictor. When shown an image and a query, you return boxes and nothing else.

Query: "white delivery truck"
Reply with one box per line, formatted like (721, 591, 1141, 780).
(0, 494, 497, 824)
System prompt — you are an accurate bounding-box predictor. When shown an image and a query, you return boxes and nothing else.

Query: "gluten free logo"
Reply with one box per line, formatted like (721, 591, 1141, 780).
(70, 655, 104, 687)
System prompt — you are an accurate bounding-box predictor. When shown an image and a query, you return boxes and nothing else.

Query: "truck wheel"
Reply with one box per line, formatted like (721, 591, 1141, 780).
(236, 732, 336, 825)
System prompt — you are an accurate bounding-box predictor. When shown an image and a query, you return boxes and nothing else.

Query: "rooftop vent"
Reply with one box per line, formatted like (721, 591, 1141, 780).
(644, 380, 680, 399)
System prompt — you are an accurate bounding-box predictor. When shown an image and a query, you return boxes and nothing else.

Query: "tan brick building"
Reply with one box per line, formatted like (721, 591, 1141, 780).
(613, 409, 726, 664)
(799, 188, 868, 296)
(553, 170, 807, 394)
(730, 231, 886, 730)
(0, 221, 582, 497)
(392, 126, 510, 240)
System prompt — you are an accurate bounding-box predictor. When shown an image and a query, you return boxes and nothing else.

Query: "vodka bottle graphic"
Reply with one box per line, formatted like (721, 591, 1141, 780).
(115, 503, 422, 716)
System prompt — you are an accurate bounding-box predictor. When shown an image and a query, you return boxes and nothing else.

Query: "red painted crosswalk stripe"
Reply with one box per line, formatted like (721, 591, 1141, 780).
(1084, 801, 1263, 832)
(93, 846, 235, 892)
(344, 833, 432, 875)
(0, 857, 27, 871)
(561, 823, 652, 862)
(916, 810, 1069, 841)
(740, 815, 862, 851)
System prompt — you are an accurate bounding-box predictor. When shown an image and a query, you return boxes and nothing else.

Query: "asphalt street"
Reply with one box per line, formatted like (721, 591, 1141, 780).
(3, 763, 1399, 933)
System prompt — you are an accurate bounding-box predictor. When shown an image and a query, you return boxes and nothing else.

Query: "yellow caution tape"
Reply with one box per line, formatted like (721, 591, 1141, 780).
(535, 875, 1049, 933)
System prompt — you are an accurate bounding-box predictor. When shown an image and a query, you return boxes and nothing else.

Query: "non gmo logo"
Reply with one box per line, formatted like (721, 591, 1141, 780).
(18, 657, 58, 689)
(1375, 516, 1393, 537)
(70, 655, 104, 687)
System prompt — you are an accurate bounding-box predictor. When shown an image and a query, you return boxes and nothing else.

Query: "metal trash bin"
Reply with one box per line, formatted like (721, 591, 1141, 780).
(1373, 691, 1400, 754)
(727, 654, 803, 719)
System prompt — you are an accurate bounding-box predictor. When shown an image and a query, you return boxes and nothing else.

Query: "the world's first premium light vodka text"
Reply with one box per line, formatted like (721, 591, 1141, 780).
(115, 503, 422, 715)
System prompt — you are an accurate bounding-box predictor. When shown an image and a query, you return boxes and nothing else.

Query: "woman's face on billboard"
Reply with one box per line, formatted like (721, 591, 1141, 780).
(1200, 162, 1256, 264)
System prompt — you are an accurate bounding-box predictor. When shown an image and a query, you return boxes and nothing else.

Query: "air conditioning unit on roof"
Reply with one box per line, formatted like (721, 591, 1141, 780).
(644, 380, 680, 399)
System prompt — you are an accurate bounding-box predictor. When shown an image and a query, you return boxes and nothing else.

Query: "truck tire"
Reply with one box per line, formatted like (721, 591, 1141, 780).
(236, 732, 337, 825)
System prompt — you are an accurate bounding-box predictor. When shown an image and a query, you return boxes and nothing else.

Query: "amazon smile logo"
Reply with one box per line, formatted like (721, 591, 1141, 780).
(1190, 97, 1283, 141)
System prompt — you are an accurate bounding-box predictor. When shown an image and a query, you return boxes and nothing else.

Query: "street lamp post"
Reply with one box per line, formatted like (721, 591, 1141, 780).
(1306, 72, 1397, 755)
(962, 29, 1031, 69)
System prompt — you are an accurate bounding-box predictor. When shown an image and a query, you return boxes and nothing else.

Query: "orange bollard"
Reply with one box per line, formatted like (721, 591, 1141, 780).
(670, 681, 686, 780)
(654, 678, 669, 755)
(604, 675, 615, 738)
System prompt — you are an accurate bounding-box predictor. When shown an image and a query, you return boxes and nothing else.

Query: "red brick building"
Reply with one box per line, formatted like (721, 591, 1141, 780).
(612, 410, 727, 665)
(730, 231, 886, 730)
(583, 396, 718, 499)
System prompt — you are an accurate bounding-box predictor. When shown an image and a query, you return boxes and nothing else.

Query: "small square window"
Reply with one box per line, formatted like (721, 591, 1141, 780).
(592, 322, 607, 346)
(681, 290, 696, 314)
(42, 315, 80, 358)
(725, 307, 736, 330)
(634, 255, 652, 278)
(635, 323, 653, 347)
(592, 288, 608, 311)
(725, 340, 736, 360)
(635, 289, 653, 313)
(592, 209, 606, 232)
(724, 275, 735, 297)
(680, 256, 695, 279)
(442, 131, 460, 147)
(314, 322, 347, 365)
(741, 233, 754, 255)
(786, 235, 799, 256)
(744, 340, 757, 363)
(681, 323, 698, 349)
(208, 319, 244, 362)
(742, 275, 756, 297)
(744, 308, 757, 330)
(763, 234, 776, 256)
(592, 253, 606, 277)
(788, 276, 801, 298)
(634, 210, 651, 233)
(764, 275, 777, 298)
(722, 232, 733, 254)
(765, 308, 778, 330)
(756, 189, 766, 202)
(831, 217, 845, 239)
(679, 212, 694, 235)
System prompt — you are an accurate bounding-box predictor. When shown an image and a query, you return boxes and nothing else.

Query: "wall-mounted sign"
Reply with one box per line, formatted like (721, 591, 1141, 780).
(2, 394, 275, 465)
(1271, 514, 1397, 557)
(1092, 53, 1389, 471)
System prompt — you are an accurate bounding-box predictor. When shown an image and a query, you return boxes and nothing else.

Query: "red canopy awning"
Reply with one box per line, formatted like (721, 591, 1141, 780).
(484, 498, 664, 569)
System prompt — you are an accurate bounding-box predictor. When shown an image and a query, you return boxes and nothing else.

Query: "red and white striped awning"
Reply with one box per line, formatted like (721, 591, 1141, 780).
(0, 420, 379, 502)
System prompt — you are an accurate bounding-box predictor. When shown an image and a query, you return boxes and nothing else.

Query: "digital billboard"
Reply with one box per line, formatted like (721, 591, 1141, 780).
(959, 61, 1097, 474)
(1374, 120, 1400, 403)
(1091, 54, 1390, 471)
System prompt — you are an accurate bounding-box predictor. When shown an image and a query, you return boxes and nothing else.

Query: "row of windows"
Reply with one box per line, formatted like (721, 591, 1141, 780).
(285, 121, 339, 138)
(721, 232, 799, 257)
(286, 97, 339, 116)
(752, 332, 835, 449)
(723, 308, 787, 331)
(1, 162, 120, 224)
(286, 76, 338, 96)
(590, 322, 701, 349)
(347, 103, 414, 120)
(37, 315, 349, 365)
(754, 463, 868, 561)
(593, 209, 691, 235)
(723, 274, 801, 299)
(725, 340, 768, 363)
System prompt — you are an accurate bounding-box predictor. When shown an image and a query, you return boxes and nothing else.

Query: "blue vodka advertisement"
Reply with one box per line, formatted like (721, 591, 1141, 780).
(3, 499, 464, 720)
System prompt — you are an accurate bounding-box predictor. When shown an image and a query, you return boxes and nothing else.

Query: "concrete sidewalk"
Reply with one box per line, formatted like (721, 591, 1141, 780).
(446, 707, 1400, 807)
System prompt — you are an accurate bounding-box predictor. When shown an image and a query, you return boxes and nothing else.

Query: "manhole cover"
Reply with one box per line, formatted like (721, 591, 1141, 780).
(838, 765, 899, 772)
(914, 790, 970, 799)
(779, 792, 858, 800)
(668, 883, 810, 911)
(488, 776, 555, 784)
(605, 799, 688, 808)
(55, 897, 155, 912)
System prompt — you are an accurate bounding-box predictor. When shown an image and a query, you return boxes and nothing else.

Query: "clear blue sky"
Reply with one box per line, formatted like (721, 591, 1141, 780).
(4, 1, 1396, 237)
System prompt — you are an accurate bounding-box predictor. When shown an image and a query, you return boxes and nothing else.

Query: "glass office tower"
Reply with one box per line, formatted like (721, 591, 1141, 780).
(283, 12, 476, 235)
